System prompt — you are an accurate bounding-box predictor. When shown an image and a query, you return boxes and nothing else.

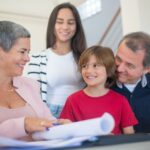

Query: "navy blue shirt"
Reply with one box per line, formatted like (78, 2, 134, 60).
(112, 73, 150, 133)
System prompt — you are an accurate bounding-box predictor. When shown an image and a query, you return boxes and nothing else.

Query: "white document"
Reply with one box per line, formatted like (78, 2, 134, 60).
(0, 113, 114, 148)
(28, 136, 94, 148)
(0, 136, 27, 147)
(32, 112, 114, 140)
(0, 135, 95, 148)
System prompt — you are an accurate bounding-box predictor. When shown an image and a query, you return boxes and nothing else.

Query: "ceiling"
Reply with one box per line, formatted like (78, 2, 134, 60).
(0, 0, 86, 19)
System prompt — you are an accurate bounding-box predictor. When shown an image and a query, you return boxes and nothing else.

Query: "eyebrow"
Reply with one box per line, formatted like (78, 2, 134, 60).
(116, 55, 135, 66)
(56, 18, 75, 21)
(116, 55, 121, 60)
(21, 48, 30, 51)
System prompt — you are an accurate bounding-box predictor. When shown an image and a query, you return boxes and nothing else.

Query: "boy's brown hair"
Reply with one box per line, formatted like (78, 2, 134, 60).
(79, 45, 116, 88)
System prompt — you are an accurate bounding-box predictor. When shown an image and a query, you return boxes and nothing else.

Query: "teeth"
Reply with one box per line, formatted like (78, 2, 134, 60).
(62, 32, 68, 35)
(62, 34, 69, 36)
(60, 32, 69, 35)
(87, 76, 95, 79)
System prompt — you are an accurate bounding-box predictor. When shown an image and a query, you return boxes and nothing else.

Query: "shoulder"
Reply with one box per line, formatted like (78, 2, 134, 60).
(109, 89, 123, 97)
(109, 90, 131, 111)
(67, 90, 83, 101)
(146, 73, 150, 87)
(13, 76, 40, 89)
(111, 83, 120, 91)
(30, 48, 50, 58)
(28, 49, 50, 66)
(109, 90, 127, 102)
(69, 90, 83, 98)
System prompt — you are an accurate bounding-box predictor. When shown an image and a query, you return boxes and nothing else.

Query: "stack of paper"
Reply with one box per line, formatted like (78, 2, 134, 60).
(0, 113, 114, 148)
(32, 113, 114, 141)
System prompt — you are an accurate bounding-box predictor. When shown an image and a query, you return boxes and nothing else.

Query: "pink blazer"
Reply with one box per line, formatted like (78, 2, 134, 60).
(0, 76, 55, 139)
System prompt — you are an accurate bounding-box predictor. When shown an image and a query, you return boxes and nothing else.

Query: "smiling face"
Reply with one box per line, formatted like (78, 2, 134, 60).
(81, 55, 107, 88)
(0, 38, 30, 77)
(115, 41, 148, 84)
(54, 8, 76, 44)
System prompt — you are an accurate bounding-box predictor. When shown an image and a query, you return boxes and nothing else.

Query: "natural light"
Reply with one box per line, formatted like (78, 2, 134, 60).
(78, 0, 102, 20)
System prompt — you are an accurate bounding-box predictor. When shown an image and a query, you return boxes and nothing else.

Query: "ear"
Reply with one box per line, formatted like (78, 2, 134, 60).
(0, 47, 5, 52)
(0, 47, 3, 55)
(144, 66, 150, 74)
(0, 47, 7, 53)
(0, 47, 6, 60)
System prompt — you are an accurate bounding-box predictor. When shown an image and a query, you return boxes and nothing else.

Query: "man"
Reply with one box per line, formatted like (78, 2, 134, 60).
(112, 32, 150, 133)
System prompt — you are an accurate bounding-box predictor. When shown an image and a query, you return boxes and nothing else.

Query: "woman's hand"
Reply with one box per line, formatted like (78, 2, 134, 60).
(24, 117, 56, 134)
(24, 117, 71, 134)
(57, 118, 72, 125)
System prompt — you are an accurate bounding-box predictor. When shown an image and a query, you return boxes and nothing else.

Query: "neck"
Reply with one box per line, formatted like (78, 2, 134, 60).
(53, 42, 71, 55)
(0, 74, 13, 90)
(84, 86, 109, 97)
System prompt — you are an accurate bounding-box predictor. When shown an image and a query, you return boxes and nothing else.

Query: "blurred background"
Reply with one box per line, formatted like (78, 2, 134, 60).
(0, 0, 150, 53)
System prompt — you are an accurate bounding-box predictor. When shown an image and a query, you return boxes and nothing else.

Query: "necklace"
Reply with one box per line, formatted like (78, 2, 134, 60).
(6, 87, 14, 92)
(0, 80, 15, 92)
(1, 85, 15, 92)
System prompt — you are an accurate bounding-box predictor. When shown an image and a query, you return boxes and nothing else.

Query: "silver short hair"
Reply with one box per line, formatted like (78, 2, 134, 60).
(0, 21, 30, 51)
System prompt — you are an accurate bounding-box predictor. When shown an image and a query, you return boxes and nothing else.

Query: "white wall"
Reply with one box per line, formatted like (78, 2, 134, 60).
(0, 0, 121, 52)
(120, 0, 150, 35)
(0, 0, 86, 53)
(0, 13, 48, 52)
(1, 0, 150, 52)
(82, 0, 121, 47)
(80, 0, 122, 53)
(139, 0, 150, 34)
(0, 0, 58, 52)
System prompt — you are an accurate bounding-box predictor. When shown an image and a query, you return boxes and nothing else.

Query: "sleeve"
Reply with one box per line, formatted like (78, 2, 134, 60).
(29, 78, 56, 120)
(0, 117, 27, 138)
(40, 98, 56, 120)
(59, 97, 76, 122)
(25, 53, 41, 81)
(121, 97, 138, 128)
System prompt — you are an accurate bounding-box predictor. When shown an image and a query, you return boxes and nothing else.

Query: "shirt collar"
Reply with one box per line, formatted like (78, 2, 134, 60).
(116, 74, 148, 89)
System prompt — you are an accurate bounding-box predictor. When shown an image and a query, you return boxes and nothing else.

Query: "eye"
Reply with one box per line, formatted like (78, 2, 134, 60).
(20, 50, 25, 54)
(115, 56, 122, 63)
(56, 21, 63, 24)
(81, 64, 87, 69)
(93, 64, 97, 68)
(19, 49, 30, 55)
(126, 63, 136, 69)
(56, 19, 63, 24)
(93, 63, 101, 68)
(68, 21, 75, 25)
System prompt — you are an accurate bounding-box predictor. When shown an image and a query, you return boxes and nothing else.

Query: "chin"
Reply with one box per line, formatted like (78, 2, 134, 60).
(16, 72, 23, 76)
(118, 77, 127, 83)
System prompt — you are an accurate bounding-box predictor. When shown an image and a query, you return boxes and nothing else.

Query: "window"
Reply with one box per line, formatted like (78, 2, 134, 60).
(78, 0, 102, 20)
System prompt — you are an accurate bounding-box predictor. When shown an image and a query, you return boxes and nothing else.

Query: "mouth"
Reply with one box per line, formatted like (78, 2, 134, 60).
(86, 75, 97, 80)
(60, 31, 70, 36)
(18, 64, 25, 68)
(117, 73, 127, 79)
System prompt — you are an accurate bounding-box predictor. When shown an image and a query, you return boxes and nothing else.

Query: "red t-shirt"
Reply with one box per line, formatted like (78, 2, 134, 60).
(60, 90, 138, 134)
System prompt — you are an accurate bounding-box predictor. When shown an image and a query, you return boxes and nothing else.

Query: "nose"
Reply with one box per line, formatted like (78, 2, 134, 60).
(24, 53, 30, 63)
(117, 62, 126, 72)
(62, 22, 69, 30)
(85, 65, 93, 73)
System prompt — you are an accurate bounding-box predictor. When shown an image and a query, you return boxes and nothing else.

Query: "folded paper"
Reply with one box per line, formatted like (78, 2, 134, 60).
(32, 112, 114, 140)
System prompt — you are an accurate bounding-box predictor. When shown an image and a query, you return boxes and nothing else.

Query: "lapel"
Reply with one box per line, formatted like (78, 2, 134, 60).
(13, 76, 42, 117)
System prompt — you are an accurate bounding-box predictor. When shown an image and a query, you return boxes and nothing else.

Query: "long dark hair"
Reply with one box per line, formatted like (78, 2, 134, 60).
(46, 2, 87, 62)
